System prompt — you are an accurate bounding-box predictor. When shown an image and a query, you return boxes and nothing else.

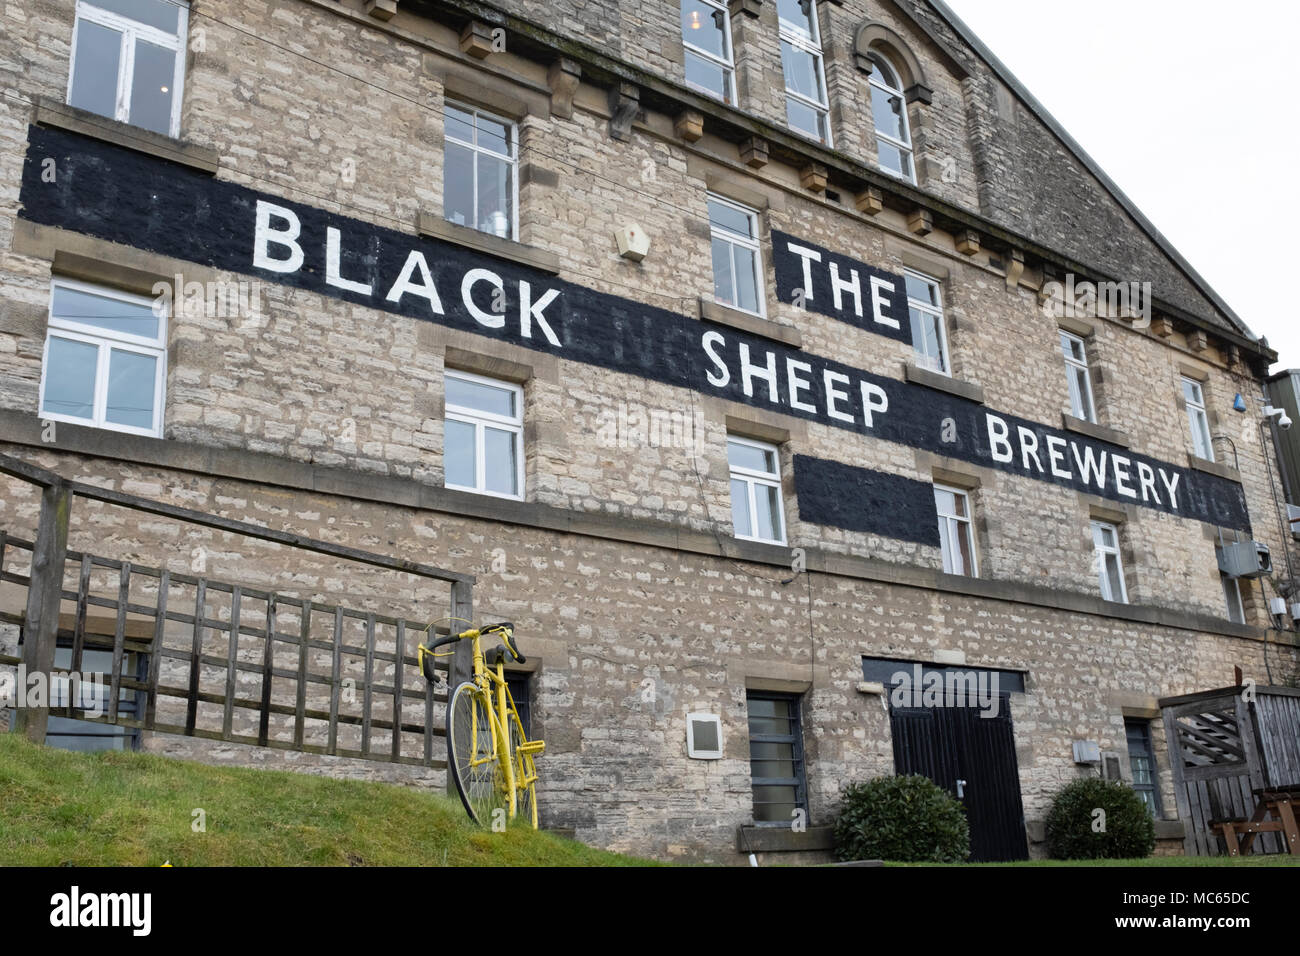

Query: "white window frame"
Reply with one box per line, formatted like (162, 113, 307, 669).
(681, 0, 736, 105)
(867, 53, 915, 184)
(443, 100, 520, 242)
(1060, 330, 1097, 423)
(38, 278, 168, 438)
(778, 0, 832, 146)
(707, 193, 766, 318)
(905, 269, 950, 376)
(934, 484, 977, 577)
(443, 369, 525, 501)
(1091, 520, 1129, 604)
(727, 435, 787, 546)
(67, 0, 189, 138)
(1182, 377, 1215, 462)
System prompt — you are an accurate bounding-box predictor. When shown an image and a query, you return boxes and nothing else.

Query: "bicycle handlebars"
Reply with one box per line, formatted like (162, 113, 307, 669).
(427, 622, 525, 664)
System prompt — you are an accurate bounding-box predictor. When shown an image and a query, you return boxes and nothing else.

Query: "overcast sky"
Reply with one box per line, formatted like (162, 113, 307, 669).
(943, 0, 1300, 373)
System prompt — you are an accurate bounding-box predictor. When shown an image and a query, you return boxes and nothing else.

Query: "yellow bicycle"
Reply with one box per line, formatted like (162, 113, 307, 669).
(418, 622, 544, 828)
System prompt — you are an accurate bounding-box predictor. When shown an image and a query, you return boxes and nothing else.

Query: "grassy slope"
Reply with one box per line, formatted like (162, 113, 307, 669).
(0, 734, 650, 866)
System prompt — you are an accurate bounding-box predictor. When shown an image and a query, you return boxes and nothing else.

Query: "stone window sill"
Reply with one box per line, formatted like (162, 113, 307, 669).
(1062, 413, 1130, 448)
(1187, 453, 1241, 482)
(416, 211, 559, 274)
(33, 96, 219, 175)
(698, 297, 802, 348)
(903, 363, 984, 404)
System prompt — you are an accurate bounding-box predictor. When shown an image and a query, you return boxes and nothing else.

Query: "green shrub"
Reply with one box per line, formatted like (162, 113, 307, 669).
(833, 774, 970, 863)
(1045, 777, 1155, 860)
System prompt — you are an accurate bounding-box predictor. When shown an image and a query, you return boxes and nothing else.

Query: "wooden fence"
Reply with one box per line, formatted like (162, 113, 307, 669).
(1160, 685, 1300, 855)
(0, 452, 474, 778)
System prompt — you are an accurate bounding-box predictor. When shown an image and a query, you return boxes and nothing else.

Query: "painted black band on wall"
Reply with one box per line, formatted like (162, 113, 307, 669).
(18, 125, 1252, 537)
(794, 455, 941, 546)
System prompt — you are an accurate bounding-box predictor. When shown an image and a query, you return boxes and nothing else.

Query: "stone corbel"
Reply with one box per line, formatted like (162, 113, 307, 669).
(1004, 248, 1025, 289)
(674, 109, 704, 142)
(739, 136, 769, 168)
(907, 208, 934, 236)
(365, 0, 397, 21)
(608, 83, 640, 142)
(855, 186, 883, 216)
(547, 58, 581, 119)
(800, 162, 828, 193)
(727, 0, 762, 19)
(460, 20, 496, 59)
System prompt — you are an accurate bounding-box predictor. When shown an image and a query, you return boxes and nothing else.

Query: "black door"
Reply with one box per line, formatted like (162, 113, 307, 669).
(890, 694, 1029, 862)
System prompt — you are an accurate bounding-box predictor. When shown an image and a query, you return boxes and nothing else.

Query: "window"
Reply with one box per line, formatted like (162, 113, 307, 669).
(934, 485, 977, 577)
(867, 53, 914, 182)
(1182, 377, 1214, 461)
(707, 194, 764, 316)
(905, 270, 949, 375)
(443, 102, 518, 240)
(44, 646, 141, 752)
(67, 0, 188, 137)
(1125, 719, 1160, 816)
(1219, 554, 1246, 624)
(727, 436, 785, 544)
(443, 370, 524, 500)
(746, 692, 807, 825)
(39, 279, 167, 437)
(1060, 331, 1096, 423)
(681, 0, 735, 104)
(1091, 520, 1128, 604)
(506, 672, 532, 738)
(777, 0, 831, 145)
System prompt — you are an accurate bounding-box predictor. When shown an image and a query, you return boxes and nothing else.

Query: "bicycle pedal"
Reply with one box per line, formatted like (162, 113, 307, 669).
(517, 740, 545, 757)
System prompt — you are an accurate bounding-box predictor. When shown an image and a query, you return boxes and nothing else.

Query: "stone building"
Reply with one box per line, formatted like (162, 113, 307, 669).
(1, 0, 1296, 863)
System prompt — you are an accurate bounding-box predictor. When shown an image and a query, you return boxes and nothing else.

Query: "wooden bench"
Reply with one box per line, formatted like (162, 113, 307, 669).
(1211, 786, 1300, 856)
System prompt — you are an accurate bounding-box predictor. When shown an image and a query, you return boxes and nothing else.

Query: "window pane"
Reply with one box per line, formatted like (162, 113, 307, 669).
(1104, 553, 1124, 601)
(444, 418, 477, 488)
(483, 427, 518, 496)
(754, 483, 782, 542)
(476, 115, 512, 157)
(869, 54, 900, 90)
(90, 0, 180, 33)
(1061, 332, 1086, 363)
(871, 83, 907, 142)
(905, 274, 938, 307)
(750, 740, 794, 762)
(69, 19, 122, 120)
(776, 0, 816, 36)
(732, 245, 760, 314)
(681, 0, 728, 59)
(934, 487, 955, 515)
(443, 141, 475, 229)
(707, 199, 753, 238)
(712, 237, 736, 306)
(446, 376, 516, 418)
(910, 309, 944, 372)
(730, 478, 752, 538)
(785, 96, 826, 141)
(1071, 367, 1093, 420)
(937, 518, 954, 573)
(685, 52, 731, 102)
(444, 105, 475, 144)
(127, 39, 176, 135)
(955, 521, 974, 576)
(781, 42, 822, 102)
(476, 152, 513, 239)
(42, 337, 99, 420)
(727, 440, 775, 474)
(1182, 379, 1202, 405)
(877, 141, 908, 179)
(52, 285, 160, 339)
(104, 348, 156, 429)
(752, 785, 797, 822)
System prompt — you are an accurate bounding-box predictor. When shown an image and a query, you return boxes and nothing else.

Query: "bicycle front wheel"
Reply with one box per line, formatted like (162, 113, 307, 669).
(446, 681, 513, 826)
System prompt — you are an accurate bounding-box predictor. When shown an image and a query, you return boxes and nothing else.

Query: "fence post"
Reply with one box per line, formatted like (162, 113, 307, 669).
(12, 481, 72, 743)
(446, 578, 473, 793)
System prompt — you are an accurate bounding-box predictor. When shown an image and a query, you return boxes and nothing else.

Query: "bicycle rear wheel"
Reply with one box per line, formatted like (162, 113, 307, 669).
(446, 681, 513, 826)
(508, 709, 539, 829)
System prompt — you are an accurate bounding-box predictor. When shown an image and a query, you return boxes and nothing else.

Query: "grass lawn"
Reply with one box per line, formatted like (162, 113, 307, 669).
(0, 734, 653, 866)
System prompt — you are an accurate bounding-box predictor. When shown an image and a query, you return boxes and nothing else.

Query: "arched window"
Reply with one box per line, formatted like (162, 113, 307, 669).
(867, 53, 914, 182)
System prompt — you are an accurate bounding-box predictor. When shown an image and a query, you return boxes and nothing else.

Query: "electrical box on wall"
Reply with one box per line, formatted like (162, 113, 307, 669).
(1072, 740, 1101, 765)
(615, 223, 650, 261)
(1218, 540, 1272, 578)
